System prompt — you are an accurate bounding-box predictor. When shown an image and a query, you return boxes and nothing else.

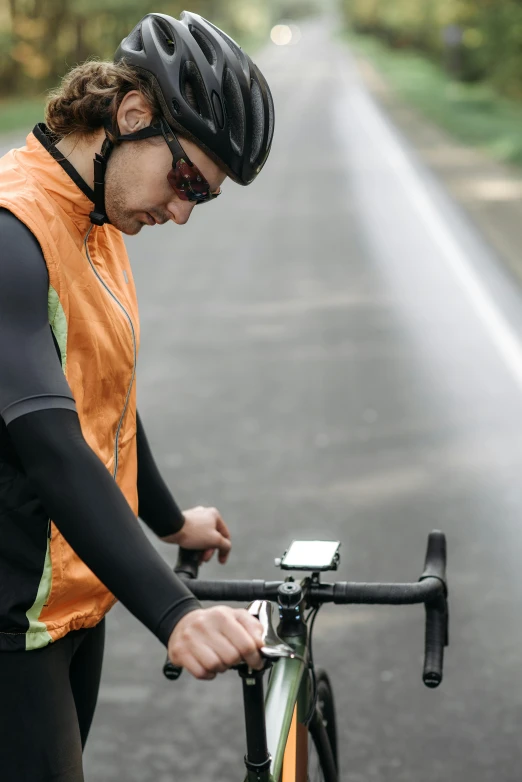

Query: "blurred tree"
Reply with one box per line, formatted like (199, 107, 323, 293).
(343, 0, 522, 100)
(277, 0, 323, 21)
(0, 0, 275, 99)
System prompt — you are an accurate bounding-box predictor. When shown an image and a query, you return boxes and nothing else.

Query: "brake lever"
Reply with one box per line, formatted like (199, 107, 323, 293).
(164, 582, 306, 681)
(248, 600, 306, 664)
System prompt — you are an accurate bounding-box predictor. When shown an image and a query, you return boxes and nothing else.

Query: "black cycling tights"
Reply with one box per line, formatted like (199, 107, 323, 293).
(0, 619, 105, 781)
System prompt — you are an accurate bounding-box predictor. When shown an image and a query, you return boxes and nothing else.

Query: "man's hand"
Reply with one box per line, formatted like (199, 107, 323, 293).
(167, 606, 265, 680)
(160, 505, 231, 564)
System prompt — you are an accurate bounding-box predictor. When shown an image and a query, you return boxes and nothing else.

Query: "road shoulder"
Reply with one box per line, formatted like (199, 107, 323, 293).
(354, 54, 522, 291)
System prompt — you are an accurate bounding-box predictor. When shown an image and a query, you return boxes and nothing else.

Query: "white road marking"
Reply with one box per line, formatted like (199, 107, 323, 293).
(342, 66, 522, 391)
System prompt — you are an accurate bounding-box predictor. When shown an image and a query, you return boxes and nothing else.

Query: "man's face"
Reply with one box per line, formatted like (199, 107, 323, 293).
(104, 133, 227, 236)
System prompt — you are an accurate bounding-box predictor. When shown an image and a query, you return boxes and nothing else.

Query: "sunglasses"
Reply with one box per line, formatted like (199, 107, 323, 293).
(156, 117, 221, 206)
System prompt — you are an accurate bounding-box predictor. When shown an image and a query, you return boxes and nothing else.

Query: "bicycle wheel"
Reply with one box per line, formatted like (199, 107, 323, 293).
(280, 670, 338, 782)
(308, 670, 338, 782)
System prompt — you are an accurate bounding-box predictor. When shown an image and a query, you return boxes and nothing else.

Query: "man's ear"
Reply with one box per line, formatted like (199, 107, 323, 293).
(117, 91, 154, 135)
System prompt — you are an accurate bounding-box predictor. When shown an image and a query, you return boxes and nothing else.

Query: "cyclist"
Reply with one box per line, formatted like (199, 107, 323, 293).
(0, 11, 274, 781)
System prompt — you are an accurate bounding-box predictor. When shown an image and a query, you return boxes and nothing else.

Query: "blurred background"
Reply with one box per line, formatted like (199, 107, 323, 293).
(4, 1, 522, 781)
(349, 0, 522, 93)
(0, 0, 317, 131)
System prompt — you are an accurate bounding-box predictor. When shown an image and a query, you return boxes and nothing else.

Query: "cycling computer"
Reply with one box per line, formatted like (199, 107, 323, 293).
(277, 540, 341, 571)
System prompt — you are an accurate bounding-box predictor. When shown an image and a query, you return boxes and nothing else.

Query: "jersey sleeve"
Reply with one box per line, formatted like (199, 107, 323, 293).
(136, 411, 186, 537)
(0, 208, 76, 424)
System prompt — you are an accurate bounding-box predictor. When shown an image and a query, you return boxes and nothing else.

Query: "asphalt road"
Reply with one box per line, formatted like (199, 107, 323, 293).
(5, 16, 522, 782)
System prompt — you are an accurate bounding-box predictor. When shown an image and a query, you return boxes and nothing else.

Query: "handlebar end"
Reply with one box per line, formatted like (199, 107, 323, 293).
(423, 671, 442, 689)
(163, 661, 183, 681)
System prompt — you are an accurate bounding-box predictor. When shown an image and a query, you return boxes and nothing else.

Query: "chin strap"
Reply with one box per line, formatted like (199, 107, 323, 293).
(89, 121, 165, 227)
(89, 131, 114, 227)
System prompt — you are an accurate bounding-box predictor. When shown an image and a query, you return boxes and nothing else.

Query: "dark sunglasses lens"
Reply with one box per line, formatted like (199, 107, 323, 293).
(167, 159, 213, 202)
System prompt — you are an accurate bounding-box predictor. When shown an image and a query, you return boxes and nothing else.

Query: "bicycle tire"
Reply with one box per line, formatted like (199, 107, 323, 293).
(308, 670, 338, 782)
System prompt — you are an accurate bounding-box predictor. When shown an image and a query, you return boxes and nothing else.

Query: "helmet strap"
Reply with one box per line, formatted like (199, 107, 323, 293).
(89, 121, 164, 227)
(89, 124, 114, 226)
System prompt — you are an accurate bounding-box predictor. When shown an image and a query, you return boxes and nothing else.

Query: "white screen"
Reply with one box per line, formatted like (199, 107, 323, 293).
(283, 540, 339, 569)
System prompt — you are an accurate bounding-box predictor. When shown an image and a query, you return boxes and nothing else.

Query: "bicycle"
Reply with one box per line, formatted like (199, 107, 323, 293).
(163, 531, 449, 782)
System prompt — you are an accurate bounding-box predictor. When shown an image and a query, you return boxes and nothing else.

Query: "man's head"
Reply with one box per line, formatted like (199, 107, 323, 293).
(47, 62, 226, 234)
(103, 89, 227, 234)
(105, 94, 227, 233)
(45, 11, 274, 233)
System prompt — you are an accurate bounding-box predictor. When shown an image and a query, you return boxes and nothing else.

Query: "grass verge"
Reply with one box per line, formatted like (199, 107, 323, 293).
(343, 30, 522, 167)
(0, 97, 46, 134)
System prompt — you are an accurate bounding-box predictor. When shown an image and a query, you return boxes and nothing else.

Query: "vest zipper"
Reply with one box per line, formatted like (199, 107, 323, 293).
(83, 226, 137, 480)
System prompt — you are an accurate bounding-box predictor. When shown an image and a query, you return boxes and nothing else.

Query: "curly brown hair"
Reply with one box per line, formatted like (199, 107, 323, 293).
(45, 59, 162, 141)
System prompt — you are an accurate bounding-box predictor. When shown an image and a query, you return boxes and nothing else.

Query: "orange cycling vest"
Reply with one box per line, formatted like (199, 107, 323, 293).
(0, 126, 140, 650)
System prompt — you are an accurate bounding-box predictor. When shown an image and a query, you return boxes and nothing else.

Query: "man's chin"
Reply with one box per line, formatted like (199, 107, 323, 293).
(107, 213, 144, 236)
(121, 223, 144, 236)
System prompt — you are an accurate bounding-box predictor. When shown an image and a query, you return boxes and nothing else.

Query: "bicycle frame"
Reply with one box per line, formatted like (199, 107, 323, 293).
(242, 618, 311, 782)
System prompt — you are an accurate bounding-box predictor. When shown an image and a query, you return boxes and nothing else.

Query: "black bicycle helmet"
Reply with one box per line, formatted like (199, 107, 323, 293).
(114, 11, 275, 186)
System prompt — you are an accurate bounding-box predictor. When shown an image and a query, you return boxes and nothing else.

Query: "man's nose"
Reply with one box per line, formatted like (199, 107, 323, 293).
(167, 198, 196, 225)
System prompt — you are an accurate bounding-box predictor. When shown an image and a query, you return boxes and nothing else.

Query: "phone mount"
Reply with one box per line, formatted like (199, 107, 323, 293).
(275, 540, 341, 572)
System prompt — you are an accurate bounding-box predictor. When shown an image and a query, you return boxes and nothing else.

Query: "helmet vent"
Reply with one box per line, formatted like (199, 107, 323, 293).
(189, 26, 217, 66)
(212, 91, 225, 129)
(181, 61, 215, 129)
(250, 78, 264, 164)
(126, 25, 144, 53)
(222, 66, 245, 156)
(152, 17, 176, 56)
(183, 80, 198, 114)
(206, 21, 248, 72)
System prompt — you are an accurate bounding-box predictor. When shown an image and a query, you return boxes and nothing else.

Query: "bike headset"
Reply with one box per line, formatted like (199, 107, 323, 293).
(89, 10, 275, 226)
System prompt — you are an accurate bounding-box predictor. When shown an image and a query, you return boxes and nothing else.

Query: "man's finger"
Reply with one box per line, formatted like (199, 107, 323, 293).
(215, 514, 231, 540)
(228, 621, 264, 670)
(235, 611, 265, 646)
(216, 533, 232, 564)
(193, 644, 228, 676)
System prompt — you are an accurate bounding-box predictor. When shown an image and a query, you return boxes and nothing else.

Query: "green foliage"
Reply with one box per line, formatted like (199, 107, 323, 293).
(0, 0, 275, 100)
(343, 0, 522, 100)
(347, 32, 522, 166)
(277, 0, 324, 21)
(0, 97, 46, 133)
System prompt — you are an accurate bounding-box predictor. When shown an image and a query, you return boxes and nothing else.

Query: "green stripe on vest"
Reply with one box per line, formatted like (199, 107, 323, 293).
(48, 285, 68, 372)
(25, 531, 53, 650)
